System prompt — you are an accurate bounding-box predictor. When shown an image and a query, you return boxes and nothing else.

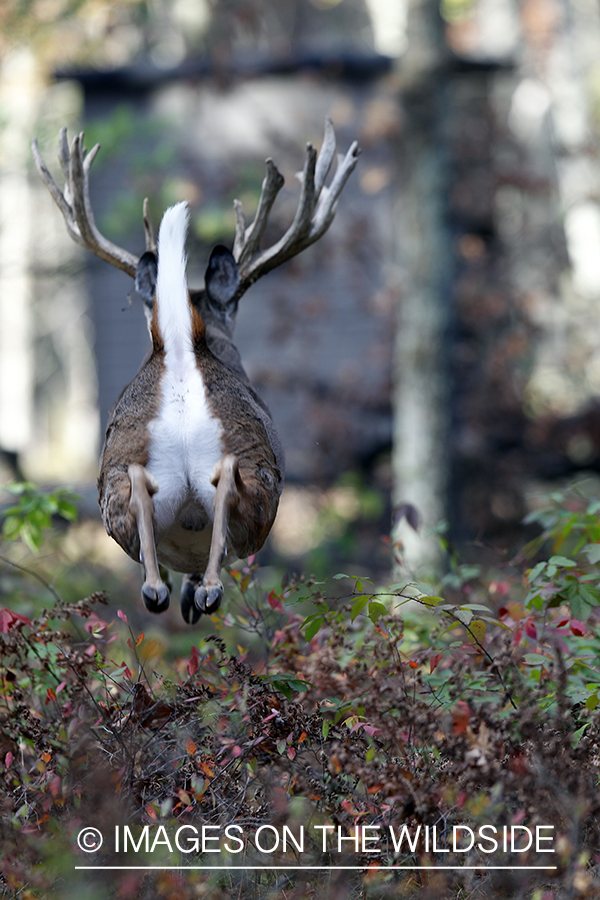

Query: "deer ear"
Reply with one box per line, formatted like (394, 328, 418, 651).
(135, 251, 158, 309)
(205, 245, 240, 307)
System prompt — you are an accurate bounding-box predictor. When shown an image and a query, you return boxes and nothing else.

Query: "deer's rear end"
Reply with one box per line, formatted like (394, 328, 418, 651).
(98, 202, 282, 623)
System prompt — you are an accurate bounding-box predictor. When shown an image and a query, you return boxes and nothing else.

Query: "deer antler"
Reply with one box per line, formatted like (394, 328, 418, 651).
(33, 119, 358, 298)
(232, 117, 360, 298)
(31, 128, 154, 277)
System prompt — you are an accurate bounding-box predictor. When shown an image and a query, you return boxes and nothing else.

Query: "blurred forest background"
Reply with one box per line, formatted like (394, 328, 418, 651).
(1, 0, 600, 603)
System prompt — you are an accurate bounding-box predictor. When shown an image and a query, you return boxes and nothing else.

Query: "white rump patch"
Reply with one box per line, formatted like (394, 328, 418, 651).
(147, 201, 224, 555)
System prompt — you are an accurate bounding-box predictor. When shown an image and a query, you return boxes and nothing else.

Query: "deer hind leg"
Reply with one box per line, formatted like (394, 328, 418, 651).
(180, 454, 240, 625)
(128, 464, 170, 614)
(180, 573, 202, 625)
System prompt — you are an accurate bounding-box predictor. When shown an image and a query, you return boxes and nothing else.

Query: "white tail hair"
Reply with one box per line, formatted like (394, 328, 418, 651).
(156, 202, 191, 372)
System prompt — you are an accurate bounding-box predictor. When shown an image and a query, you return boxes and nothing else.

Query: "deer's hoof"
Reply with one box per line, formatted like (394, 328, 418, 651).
(195, 580, 223, 614)
(142, 581, 170, 614)
(180, 576, 203, 625)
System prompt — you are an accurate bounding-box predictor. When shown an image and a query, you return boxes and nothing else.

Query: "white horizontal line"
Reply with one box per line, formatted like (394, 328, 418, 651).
(75, 865, 558, 871)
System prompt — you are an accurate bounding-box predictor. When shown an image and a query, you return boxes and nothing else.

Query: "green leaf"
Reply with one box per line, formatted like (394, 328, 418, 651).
(333, 573, 349, 580)
(438, 621, 460, 638)
(350, 595, 370, 622)
(2, 516, 22, 540)
(453, 609, 474, 626)
(304, 617, 324, 642)
(569, 593, 592, 621)
(108, 666, 129, 679)
(322, 720, 330, 740)
(286, 679, 310, 693)
(57, 499, 78, 521)
(572, 723, 589, 747)
(368, 601, 387, 623)
(527, 594, 544, 611)
(549, 556, 576, 568)
(523, 653, 554, 666)
(22, 526, 42, 553)
(419, 595, 444, 607)
(579, 584, 600, 607)
(527, 561, 546, 582)
(466, 620, 486, 644)
(273, 682, 291, 700)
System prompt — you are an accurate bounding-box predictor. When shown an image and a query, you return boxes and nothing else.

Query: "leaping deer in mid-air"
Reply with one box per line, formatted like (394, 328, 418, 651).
(32, 120, 359, 625)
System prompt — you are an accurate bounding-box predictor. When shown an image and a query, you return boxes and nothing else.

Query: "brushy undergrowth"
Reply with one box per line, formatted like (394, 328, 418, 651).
(2, 485, 600, 898)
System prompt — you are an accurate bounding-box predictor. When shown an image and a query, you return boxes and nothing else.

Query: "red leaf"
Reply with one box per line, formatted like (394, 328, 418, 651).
(188, 655, 199, 676)
(513, 624, 523, 645)
(267, 590, 284, 612)
(430, 653, 443, 674)
(362, 724, 380, 737)
(525, 619, 537, 639)
(0, 608, 14, 634)
(231, 745, 243, 758)
(408, 660, 418, 669)
(117, 609, 128, 623)
(4, 752, 13, 768)
(570, 619, 587, 637)
(0, 607, 31, 633)
(452, 700, 470, 735)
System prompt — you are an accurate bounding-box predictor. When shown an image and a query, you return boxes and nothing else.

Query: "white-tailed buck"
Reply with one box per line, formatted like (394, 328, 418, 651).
(32, 121, 359, 624)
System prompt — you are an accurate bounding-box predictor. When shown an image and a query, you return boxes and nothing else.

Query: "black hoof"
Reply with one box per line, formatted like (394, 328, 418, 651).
(142, 581, 170, 614)
(195, 581, 223, 614)
(181, 576, 202, 625)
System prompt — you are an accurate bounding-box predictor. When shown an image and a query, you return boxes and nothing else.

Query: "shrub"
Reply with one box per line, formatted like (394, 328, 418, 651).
(1, 484, 600, 898)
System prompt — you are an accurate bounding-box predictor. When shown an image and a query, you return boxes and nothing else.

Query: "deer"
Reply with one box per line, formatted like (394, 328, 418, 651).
(32, 120, 359, 625)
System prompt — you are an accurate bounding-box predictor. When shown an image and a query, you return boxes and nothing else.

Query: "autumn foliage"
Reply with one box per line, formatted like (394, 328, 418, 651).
(2, 489, 600, 898)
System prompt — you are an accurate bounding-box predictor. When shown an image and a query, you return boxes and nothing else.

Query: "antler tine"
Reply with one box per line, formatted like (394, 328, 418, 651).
(232, 120, 358, 298)
(235, 142, 318, 290)
(309, 140, 360, 241)
(32, 129, 139, 278)
(57, 126, 71, 184)
(32, 135, 75, 228)
(143, 198, 157, 254)
(313, 116, 336, 196)
(233, 158, 285, 266)
(69, 133, 139, 277)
